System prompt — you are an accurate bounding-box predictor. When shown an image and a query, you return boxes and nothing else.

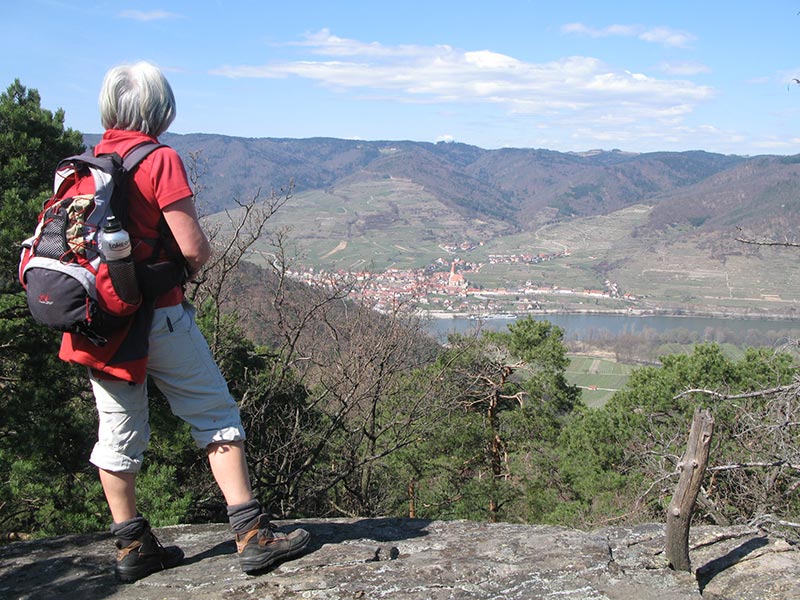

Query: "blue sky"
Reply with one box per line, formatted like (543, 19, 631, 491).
(4, 1, 800, 155)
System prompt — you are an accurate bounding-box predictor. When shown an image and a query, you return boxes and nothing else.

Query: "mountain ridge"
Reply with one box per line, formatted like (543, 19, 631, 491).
(86, 133, 781, 235)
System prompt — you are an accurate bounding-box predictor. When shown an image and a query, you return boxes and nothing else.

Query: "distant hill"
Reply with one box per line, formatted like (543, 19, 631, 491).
(646, 154, 800, 236)
(87, 133, 790, 234)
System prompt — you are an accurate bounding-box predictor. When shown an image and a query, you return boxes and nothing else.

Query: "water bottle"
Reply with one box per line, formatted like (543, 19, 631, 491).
(99, 215, 140, 305)
(100, 216, 131, 260)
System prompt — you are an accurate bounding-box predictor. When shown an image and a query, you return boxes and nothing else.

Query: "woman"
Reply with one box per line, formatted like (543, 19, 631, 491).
(60, 62, 310, 582)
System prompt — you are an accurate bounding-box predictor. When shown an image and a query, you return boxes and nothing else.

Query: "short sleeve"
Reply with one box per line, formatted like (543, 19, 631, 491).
(145, 147, 194, 209)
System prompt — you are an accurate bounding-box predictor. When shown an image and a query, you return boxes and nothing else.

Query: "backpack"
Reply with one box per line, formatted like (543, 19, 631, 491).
(18, 142, 163, 345)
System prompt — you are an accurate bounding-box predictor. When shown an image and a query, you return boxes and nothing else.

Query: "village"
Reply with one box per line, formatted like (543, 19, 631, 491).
(287, 247, 638, 317)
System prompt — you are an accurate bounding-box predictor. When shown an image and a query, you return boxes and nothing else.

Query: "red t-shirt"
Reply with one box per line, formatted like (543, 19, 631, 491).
(94, 130, 193, 308)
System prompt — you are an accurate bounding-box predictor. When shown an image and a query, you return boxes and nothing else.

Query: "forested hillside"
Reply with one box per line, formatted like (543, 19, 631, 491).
(3, 82, 799, 545)
(84, 132, 798, 241)
(646, 155, 800, 233)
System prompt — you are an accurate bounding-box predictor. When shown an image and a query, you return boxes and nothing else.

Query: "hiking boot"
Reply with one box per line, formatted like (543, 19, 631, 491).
(114, 526, 184, 582)
(235, 515, 310, 575)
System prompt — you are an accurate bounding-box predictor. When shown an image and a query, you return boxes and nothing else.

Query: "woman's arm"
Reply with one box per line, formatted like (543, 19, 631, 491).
(161, 197, 212, 276)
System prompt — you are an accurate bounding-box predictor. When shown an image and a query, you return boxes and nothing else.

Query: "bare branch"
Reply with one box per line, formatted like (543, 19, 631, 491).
(735, 227, 800, 248)
(674, 384, 799, 401)
(708, 460, 800, 472)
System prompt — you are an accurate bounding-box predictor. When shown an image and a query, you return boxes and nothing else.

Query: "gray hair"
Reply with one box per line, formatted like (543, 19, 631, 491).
(98, 62, 176, 136)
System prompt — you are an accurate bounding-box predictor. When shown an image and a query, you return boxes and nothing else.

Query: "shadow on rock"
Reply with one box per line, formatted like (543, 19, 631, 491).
(290, 517, 432, 554)
(0, 533, 121, 600)
(695, 535, 770, 592)
(181, 538, 236, 566)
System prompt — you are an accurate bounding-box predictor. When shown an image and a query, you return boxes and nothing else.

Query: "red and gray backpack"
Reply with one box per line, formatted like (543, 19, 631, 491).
(18, 143, 162, 345)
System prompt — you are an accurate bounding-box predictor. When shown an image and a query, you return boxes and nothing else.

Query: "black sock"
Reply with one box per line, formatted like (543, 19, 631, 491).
(226, 499, 262, 533)
(110, 515, 148, 547)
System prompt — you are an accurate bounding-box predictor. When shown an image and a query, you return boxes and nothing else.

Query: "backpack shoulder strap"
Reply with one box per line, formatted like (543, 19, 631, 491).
(121, 142, 165, 173)
(68, 141, 164, 176)
(107, 142, 167, 228)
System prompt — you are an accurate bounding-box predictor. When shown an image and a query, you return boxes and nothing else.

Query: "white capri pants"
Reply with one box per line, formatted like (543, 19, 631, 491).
(89, 301, 245, 473)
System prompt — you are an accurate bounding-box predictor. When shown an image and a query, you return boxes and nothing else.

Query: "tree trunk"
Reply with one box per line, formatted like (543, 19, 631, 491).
(487, 392, 500, 522)
(665, 407, 714, 572)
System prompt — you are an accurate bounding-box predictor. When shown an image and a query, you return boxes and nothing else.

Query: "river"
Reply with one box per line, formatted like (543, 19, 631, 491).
(426, 313, 800, 343)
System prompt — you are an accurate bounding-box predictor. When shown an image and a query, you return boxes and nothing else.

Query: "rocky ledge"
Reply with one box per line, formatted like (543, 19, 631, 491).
(1, 518, 798, 599)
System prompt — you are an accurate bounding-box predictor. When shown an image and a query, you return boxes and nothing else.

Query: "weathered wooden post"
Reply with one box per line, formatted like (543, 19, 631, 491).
(665, 407, 714, 572)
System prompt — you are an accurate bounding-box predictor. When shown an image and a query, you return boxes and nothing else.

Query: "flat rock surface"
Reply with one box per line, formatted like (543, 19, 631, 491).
(1, 518, 798, 599)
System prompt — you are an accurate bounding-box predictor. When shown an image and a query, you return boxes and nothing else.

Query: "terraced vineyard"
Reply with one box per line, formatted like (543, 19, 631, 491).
(236, 177, 510, 272)
(209, 179, 800, 317)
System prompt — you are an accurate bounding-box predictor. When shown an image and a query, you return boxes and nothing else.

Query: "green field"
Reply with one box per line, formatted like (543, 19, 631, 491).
(565, 355, 636, 407)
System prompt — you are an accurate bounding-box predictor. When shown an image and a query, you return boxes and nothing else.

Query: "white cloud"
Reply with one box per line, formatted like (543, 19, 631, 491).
(639, 27, 694, 48)
(659, 61, 711, 76)
(211, 30, 716, 151)
(118, 9, 180, 22)
(562, 23, 638, 38)
(287, 28, 440, 59)
(561, 22, 695, 48)
(213, 30, 711, 108)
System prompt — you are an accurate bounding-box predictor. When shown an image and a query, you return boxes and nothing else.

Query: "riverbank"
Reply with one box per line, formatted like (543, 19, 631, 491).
(422, 306, 800, 322)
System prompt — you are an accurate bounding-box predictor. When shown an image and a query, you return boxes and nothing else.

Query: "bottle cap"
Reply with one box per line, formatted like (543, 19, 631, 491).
(105, 215, 122, 232)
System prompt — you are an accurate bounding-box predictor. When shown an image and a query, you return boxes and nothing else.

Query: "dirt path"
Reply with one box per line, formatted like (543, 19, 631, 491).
(322, 240, 348, 259)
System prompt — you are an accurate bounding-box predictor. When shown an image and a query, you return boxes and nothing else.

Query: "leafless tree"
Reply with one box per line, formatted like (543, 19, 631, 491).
(241, 263, 447, 516)
(184, 153, 449, 517)
(612, 375, 800, 542)
(692, 380, 800, 537)
(185, 150, 293, 352)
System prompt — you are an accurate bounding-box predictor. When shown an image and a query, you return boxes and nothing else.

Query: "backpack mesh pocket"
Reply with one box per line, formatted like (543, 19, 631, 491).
(106, 258, 141, 305)
(36, 211, 70, 259)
